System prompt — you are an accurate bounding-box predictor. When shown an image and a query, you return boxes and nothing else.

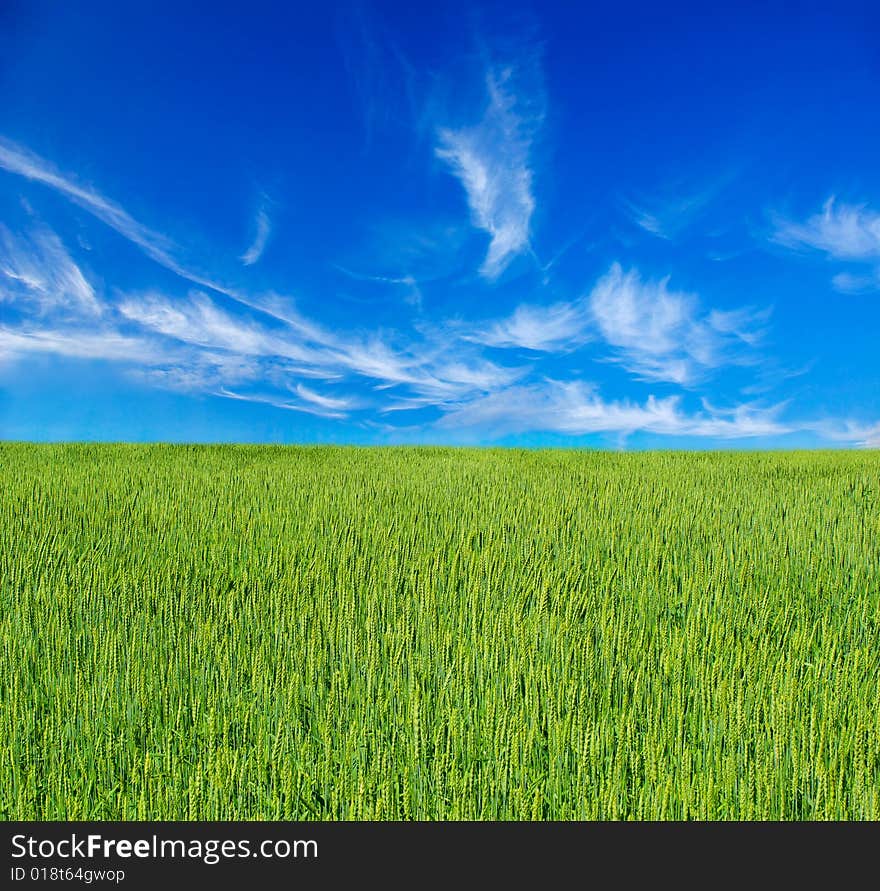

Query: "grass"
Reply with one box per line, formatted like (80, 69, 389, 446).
(1, 443, 879, 819)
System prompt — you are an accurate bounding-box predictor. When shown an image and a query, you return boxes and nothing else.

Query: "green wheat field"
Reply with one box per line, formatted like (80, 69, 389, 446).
(2, 443, 879, 820)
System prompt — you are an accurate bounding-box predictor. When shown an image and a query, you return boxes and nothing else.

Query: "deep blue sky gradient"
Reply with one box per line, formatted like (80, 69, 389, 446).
(1, 1, 878, 446)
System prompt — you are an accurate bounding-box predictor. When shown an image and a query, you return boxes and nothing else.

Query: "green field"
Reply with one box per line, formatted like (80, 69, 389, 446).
(2, 444, 879, 820)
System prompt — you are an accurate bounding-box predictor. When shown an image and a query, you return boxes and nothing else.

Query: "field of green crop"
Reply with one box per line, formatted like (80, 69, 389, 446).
(1, 443, 879, 820)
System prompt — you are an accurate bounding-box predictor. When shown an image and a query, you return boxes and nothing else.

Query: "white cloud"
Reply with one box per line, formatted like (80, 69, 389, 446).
(425, 358, 523, 395)
(831, 270, 880, 294)
(294, 383, 356, 411)
(467, 298, 591, 352)
(119, 291, 345, 370)
(772, 198, 880, 293)
(0, 137, 294, 322)
(0, 137, 527, 410)
(115, 289, 520, 408)
(436, 63, 542, 280)
(217, 387, 348, 420)
(435, 379, 791, 440)
(705, 307, 767, 346)
(241, 207, 271, 266)
(621, 178, 728, 240)
(334, 266, 423, 308)
(118, 291, 299, 358)
(773, 198, 880, 261)
(0, 138, 176, 267)
(128, 353, 262, 393)
(589, 263, 765, 384)
(625, 206, 665, 237)
(0, 324, 165, 364)
(809, 418, 880, 449)
(464, 264, 766, 368)
(0, 225, 100, 316)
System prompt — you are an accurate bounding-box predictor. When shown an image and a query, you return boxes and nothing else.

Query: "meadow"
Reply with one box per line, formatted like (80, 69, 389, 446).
(1, 443, 878, 820)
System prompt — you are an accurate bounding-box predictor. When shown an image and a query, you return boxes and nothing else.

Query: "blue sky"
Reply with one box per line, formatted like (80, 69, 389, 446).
(1, 0, 878, 447)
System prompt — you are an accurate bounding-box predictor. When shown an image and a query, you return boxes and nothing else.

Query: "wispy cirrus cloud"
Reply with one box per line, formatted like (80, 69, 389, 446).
(436, 58, 543, 280)
(461, 262, 765, 374)
(218, 387, 350, 420)
(434, 379, 791, 440)
(772, 198, 880, 293)
(830, 270, 880, 293)
(118, 291, 307, 359)
(465, 298, 591, 352)
(1, 269, 506, 414)
(773, 198, 880, 260)
(589, 263, 767, 385)
(809, 418, 880, 449)
(0, 138, 177, 267)
(621, 174, 732, 240)
(0, 224, 101, 316)
(129, 353, 262, 393)
(334, 265, 423, 308)
(294, 383, 359, 412)
(240, 206, 272, 266)
(0, 324, 166, 364)
(0, 137, 291, 321)
(114, 287, 520, 408)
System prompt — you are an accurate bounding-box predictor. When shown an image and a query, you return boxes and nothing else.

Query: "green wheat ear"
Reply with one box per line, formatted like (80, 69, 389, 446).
(0, 443, 878, 820)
